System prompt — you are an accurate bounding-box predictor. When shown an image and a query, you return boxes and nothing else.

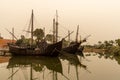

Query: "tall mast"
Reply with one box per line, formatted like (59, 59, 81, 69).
(68, 30, 70, 43)
(31, 10, 34, 45)
(12, 27, 14, 43)
(53, 18, 56, 43)
(76, 25, 79, 42)
(55, 10, 58, 42)
(80, 35, 81, 42)
(43, 27, 45, 39)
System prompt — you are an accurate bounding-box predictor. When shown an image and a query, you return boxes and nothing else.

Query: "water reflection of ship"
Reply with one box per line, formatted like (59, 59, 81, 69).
(60, 52, 88, 80)
(60, 52, 86, 69)
(7, 56, 62, 80)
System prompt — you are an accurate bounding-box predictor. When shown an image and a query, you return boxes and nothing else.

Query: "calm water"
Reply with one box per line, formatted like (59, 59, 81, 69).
(0, 52, 120, 80)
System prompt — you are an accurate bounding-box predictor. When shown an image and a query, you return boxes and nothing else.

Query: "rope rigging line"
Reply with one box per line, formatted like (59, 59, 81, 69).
(34, 15, 42, 29)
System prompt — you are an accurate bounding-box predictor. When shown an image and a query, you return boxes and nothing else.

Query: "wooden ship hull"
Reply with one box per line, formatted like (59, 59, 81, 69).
(62, 42, 81, 54)
(8, 40, 63, 57)
(77, 46, 84, 53)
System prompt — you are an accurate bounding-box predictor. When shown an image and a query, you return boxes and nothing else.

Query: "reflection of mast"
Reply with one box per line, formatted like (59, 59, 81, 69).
(43, 70, 45, 80)
(68, 63, 70, 74)
(75, 65, 79, 80)
(30, 64, 33, 80)
(53, 71, 58, 80)
(11, 68, 13, 80)
(55, 72, 58, 80)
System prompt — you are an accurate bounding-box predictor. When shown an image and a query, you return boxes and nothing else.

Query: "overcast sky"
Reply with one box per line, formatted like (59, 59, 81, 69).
(0, 0, 120, 44)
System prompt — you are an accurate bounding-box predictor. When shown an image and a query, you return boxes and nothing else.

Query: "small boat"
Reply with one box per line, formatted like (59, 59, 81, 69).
(62, 25, 81, 54)
(8, 10, 63, 57)
(62, 28, 90, 54)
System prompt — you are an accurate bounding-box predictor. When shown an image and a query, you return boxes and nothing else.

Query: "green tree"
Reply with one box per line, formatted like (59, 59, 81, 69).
(115, 39, 120, 47)
(63, 39, 69, 48)
(15, 35, 26, 45)
(98, 41, 102, 44)
(104, 40, 110, 48)
(97, 41, 105, 49)
(21, 35, 25, 40)
(108, 40, 114, 46)
(33, 28, 44, 42)
(45, 34, 53, 42)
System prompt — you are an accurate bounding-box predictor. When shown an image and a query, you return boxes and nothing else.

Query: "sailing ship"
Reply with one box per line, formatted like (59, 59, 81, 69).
(62, 25, 82, 54)
(76, 34, 91, 54)
(8, 10, 63, 56)
(62, 25, 90, 54)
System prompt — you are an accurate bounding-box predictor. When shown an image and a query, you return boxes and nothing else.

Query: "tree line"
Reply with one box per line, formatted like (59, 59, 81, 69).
(85, 39, 120, 59)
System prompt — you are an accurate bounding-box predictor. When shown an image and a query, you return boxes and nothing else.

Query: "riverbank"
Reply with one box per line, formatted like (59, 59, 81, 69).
(83, 47, 105, 53)
(0, 56, 10, 63)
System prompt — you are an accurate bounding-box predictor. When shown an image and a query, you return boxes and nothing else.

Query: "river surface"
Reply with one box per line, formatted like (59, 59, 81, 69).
(0, 52, 120, 80)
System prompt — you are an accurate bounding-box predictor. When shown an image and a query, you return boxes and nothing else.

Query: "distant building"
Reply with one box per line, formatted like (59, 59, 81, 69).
(0, 39, 16, 48)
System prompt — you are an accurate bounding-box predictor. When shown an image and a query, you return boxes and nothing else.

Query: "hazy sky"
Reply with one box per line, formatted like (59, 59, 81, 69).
(0, 0, 120, 44)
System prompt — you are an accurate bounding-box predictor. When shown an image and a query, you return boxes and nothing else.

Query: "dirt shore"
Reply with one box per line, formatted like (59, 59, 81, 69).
(83, 48, 105, 53)
(0, 56, 10, 63)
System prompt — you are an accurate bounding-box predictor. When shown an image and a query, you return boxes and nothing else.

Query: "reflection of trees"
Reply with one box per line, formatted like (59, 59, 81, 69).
(97, 52, 114, 60)
(114, 56, 120, 65)
(97, 47, 120, 65)
(93, 38, 120, 65)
